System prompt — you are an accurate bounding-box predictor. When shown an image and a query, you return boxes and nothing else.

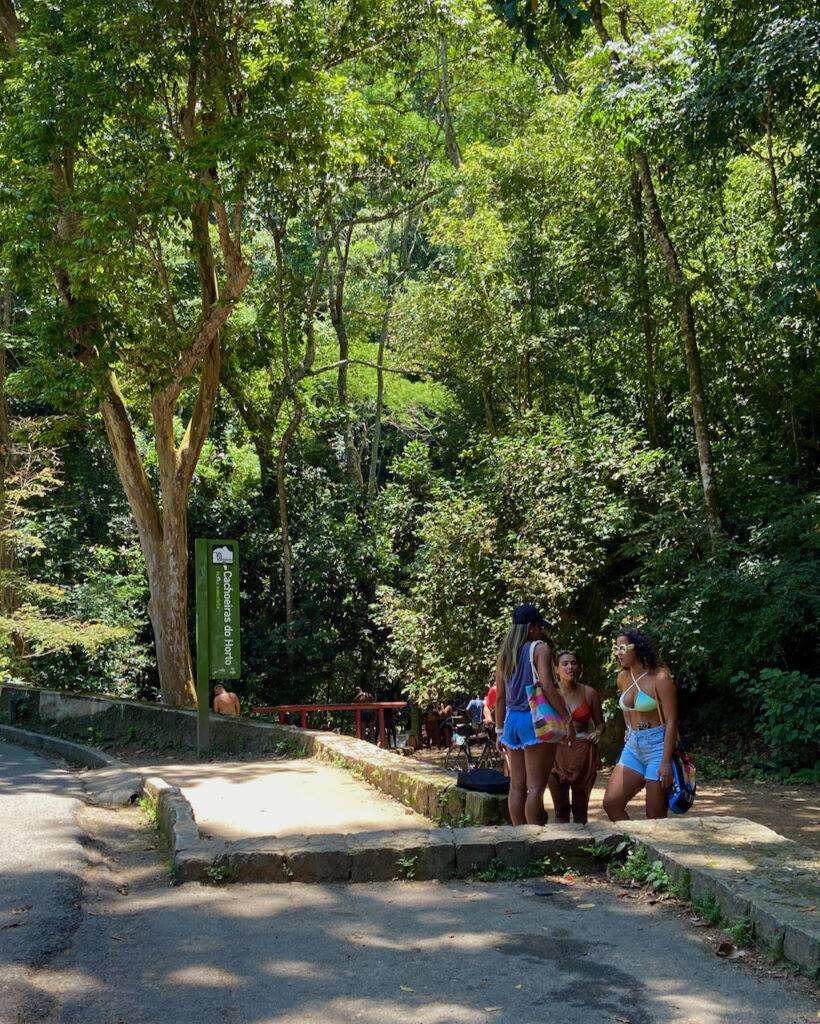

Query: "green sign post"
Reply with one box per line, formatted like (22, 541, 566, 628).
(195, 538, 241, 754)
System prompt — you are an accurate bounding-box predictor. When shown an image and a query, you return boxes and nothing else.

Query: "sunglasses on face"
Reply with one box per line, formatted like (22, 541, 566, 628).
(613, 643, 635, 655)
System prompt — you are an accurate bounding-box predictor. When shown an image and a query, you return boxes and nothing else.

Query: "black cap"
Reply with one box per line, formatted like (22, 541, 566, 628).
(512, 603, 553, 630)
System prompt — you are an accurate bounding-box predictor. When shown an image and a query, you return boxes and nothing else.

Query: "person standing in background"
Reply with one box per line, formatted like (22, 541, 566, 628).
(466, 694, 484, 727)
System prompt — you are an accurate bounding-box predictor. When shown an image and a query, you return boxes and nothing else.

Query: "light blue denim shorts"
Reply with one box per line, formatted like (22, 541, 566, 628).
(500, 708, 539, 750)
(618, 724, 667, 781)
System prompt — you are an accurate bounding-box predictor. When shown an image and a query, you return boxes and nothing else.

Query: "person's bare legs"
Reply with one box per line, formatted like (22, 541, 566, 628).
(523, 744, 554, 825)
(547, 773, 571, 823)
(570, 783, 593, 825)
(506, 748, 527, 825)
(602, 764, 644, 821)
(645, 780, 669, 819)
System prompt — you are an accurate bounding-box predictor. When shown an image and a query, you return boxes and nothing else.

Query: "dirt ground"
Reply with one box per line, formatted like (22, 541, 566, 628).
(411, 748, 820, 848)
(107, 741, 819, 848)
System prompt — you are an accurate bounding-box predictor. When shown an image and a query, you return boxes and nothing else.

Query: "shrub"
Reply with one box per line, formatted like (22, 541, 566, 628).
(734, 668, 820, 769)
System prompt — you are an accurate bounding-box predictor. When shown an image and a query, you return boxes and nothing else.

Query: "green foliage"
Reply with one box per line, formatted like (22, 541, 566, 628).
(692, 893, 723, 926)
(470, 856, 557, 882)
(724, 916, 754, 949)
(396, 855, 418, 880)
(0, 0, 816, 769)
(610, 843, 671, 892)
(733, 669, 820, 769)
(204, 861, 235, 885)
(138, 794, 159, 828)
(580, 839, 621, 861)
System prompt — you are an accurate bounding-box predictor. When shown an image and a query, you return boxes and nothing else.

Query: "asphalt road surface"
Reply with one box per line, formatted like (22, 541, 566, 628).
(0, 741, 816, 1024)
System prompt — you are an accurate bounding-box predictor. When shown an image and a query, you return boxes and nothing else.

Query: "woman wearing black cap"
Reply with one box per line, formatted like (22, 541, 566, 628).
(494, 604, 574, 825)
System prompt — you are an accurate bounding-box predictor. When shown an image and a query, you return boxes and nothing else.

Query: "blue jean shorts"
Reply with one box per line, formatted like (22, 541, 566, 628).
(618, 724, 667, 781)
(500, 708, 539, 750)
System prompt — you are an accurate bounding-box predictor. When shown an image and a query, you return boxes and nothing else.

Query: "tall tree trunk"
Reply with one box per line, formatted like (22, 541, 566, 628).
(481, 379, 498, 436)
(589, 1, 720, 538)
(328, 225, 364, 488)
(635, 154, 721, 537)
(277, 404, 302, 650)
(439, 35, 461, 169)
(367, 296, 394, 502)
(144, 518, 195, 707)
(629, 168, 659, 446)
(4, 0, 251, 704)
(0, 280, 16, 617)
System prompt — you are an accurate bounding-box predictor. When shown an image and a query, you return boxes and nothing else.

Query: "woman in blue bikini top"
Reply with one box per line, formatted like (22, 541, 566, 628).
(603, 627, 678, 822)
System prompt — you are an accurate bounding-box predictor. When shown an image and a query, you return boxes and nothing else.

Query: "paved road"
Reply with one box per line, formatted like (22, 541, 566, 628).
(0, 742, 816, 1024)
(0, 742, 84, 1024)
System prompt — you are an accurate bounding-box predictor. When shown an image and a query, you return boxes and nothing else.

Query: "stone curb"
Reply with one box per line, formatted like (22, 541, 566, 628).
(616, 816, 819, 971)
(2, 712, 816, 971)
(0, 723, 143, 807)
(146, 794, 818, 972)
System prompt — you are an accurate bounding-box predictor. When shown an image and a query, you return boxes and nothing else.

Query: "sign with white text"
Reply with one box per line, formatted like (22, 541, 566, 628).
(207, 541, 240, 679)
(195, 538, 241, 753)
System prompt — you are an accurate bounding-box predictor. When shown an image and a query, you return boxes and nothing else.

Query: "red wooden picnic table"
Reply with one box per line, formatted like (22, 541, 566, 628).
(251, 701, 407, 749)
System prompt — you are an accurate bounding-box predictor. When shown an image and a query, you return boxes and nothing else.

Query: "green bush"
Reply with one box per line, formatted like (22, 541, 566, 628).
(734, 668, 820, 769)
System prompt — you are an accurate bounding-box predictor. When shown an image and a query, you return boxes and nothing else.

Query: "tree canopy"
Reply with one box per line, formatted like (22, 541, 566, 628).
(0, 0, 817, 772)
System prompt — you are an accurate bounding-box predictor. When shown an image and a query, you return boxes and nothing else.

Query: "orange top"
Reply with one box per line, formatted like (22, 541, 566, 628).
(571, 699, 592, 725)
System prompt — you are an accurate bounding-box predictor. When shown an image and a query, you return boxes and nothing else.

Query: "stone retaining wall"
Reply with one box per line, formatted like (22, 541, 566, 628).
(0, 684, 508, 825)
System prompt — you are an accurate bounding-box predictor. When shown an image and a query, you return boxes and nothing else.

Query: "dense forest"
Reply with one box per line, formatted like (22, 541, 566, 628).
(0, 0, 817, 773)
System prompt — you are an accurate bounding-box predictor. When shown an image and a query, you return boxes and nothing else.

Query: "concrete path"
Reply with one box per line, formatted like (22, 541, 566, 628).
(0, 745, 816, 1024)
(0, 741, 84, 1024)
(54, 876, 817, 1024)
(136, 757, 429, 840)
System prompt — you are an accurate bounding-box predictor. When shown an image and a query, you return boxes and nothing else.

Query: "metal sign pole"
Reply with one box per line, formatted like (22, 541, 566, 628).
(195, 538, 211, 755)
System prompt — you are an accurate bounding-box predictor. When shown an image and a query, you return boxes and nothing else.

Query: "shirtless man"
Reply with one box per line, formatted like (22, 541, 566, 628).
(212, 683, 241, 716)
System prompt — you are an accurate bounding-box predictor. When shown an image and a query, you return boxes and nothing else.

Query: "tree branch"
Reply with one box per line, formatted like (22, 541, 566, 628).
(307, 358, 424, 378)
(99, 372, 162, 547)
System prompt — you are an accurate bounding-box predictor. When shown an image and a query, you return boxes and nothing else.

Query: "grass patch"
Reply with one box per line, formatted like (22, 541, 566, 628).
(274, 739, 308, 758)
(692, 892, 723, 926)
(138, 793, 159, 827)
(724, 915, 754, 948)
(471, 855, 562, 882)
(204, 861, 235, 885)
(609, 843, 671, 892)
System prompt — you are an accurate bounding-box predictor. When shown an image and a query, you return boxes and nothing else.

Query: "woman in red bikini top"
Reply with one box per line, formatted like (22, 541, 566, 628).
(547, 651, 604, 825)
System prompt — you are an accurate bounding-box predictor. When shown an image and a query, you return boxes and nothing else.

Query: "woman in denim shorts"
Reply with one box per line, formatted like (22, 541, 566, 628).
(494, 604, 574, 825)
(603, 628, 678, 821)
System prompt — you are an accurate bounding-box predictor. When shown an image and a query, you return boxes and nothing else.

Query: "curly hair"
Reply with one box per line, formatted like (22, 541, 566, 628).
(619, 628, 660, 670)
